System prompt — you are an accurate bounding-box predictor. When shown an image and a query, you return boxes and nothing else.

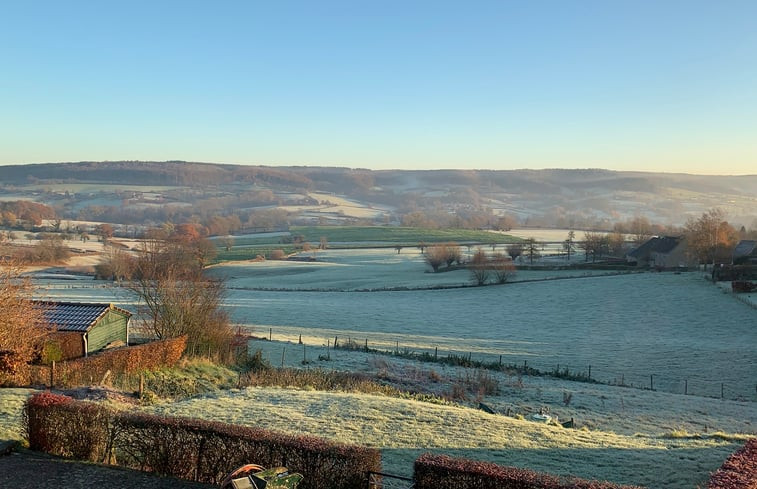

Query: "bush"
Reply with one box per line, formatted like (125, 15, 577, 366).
(24, 393, 380, 489)
(414, 453, 645, 489)
(708, 438, 757, 488)
(26, 335, 188, 388)
(24, 392, 112, 462)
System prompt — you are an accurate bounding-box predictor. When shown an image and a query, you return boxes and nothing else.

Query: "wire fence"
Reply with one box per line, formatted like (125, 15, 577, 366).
(259, 328, 757, 402)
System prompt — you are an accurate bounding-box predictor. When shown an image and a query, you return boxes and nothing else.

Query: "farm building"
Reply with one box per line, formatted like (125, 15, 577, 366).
(35, 301, 131, 360)
(626, 236, 694, 269)
(732, 240, 757, 265)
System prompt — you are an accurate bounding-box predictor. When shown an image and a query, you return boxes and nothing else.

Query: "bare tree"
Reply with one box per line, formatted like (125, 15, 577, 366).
(468, 248, 490, 285)
(628, 216, 652, 245)
(490, 252, 516, 283)
(607, 231, 626, 257)
(563, 230, 576, 261)
(221, 235, 235, 252)
(127, 235, 232, 357)
(523, 238, 540, 264)
(506, 243, 523, 261)
(425, 244, 447, 272)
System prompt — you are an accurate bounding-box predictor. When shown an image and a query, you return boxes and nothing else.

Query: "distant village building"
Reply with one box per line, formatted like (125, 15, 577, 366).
(35, 301, 131, 360)
(732, 240, 757, 265)
(626, 236, 695, 269)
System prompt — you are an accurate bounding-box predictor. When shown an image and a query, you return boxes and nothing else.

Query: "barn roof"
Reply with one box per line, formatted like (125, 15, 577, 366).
(733, 240, 757, 258)
(34, 301, 131, 332)
(628, 236, 682, 259)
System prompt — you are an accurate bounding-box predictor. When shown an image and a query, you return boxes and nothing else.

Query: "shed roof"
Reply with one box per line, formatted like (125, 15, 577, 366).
(34, 302, 131, 333)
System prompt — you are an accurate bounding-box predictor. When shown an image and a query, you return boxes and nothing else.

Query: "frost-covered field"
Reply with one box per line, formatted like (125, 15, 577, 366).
(23, 247, 757, 487)
(209, 248, 622, 290)
(147, 384, 746, 488)
(217, 270, 756, 400)
(38, 249, 757, 400)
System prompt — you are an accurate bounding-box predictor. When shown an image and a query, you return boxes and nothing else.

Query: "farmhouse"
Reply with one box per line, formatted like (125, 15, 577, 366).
(732, 240, 757, 265)
(35, 301, 131, 360)
(626, 236, 694, 269)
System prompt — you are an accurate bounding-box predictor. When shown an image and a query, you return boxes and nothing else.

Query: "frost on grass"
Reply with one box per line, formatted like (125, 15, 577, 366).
(146, 386, 743, 488)
(0, 388, 36, 440)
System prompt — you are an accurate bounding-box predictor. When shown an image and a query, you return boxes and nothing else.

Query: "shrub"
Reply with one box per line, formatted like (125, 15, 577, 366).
(24, 392, 111, 462)
(708, 438, 757, 488)
(26, 335, 187, 388)
(414, 453, 645, 489)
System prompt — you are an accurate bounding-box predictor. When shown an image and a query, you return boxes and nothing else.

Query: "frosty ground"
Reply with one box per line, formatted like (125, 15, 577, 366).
(24, 246, 757, 487)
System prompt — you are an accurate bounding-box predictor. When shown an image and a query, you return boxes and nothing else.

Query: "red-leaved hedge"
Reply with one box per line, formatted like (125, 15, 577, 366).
(24, 392, 379, 489)
(708, 438, 757, 489)
(414, 453, 645, 489)
(27, 335, 187, 387)
(24, 391, 112, 462)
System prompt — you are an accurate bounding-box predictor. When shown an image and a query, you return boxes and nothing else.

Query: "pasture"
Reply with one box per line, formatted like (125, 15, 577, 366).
(25, 246, 756, 487)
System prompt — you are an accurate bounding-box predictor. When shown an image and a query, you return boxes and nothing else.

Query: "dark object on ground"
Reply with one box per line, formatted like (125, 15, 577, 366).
(220, 464, 303, 489)
(732, 281, 757, 293)
(478, 402, 497, 414)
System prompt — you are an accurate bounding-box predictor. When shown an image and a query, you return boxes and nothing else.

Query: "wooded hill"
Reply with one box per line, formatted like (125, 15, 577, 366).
(2, 161, 756, 229)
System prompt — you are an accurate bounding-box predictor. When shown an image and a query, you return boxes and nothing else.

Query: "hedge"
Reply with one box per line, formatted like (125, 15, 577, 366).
(708, 439, 757, 489)
(24, 391, 112, 462)
(27, 335, 187, 387)
(414, 453, 645, 489)
(24, 392, 380, 489)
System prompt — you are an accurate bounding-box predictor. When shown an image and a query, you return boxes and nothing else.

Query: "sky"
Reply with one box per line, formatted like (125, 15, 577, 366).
(1, 1, 756, 174)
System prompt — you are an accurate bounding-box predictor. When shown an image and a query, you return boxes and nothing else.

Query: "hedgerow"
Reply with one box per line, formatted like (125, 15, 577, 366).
(413, 453, 645, 489)
(26, 335, 187, 388)
(24, 392, 379, 489)
(707, 438, 757, 488)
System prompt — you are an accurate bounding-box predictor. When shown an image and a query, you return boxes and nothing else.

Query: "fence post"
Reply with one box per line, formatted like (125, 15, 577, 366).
(281, 348, 286, 368)
(269, 328, 272, 341)
(721, 383, 724, 399)
(588, 365, 591, 379)
(650, 374, 654, 391)
(50, 361, 55, 388)
(685, 379, 688, 395)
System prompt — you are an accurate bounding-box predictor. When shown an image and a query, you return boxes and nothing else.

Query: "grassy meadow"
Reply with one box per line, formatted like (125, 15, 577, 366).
(146, 385, 745, 488)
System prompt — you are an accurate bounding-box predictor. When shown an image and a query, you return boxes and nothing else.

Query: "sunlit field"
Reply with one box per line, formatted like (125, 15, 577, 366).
(27, 246, 756, 487)
(146, 386, 746, 488)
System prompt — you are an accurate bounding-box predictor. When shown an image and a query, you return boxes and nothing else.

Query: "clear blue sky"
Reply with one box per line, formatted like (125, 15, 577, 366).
(1, 1, 756, 174)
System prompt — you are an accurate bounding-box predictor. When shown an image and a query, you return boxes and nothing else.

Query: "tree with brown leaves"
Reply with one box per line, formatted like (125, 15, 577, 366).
(0, 261, 51, 383)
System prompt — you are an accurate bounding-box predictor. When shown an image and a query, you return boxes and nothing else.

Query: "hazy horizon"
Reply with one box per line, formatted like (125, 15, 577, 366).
(2, 1, 756, 174)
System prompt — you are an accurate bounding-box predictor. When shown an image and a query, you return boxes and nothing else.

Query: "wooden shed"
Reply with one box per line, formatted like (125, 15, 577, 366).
(35, 302, 131, 359)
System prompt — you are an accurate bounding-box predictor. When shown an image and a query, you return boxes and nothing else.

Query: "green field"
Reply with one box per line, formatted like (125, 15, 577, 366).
(290, 226, 519, 245)
(213, 226, 520, 263)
